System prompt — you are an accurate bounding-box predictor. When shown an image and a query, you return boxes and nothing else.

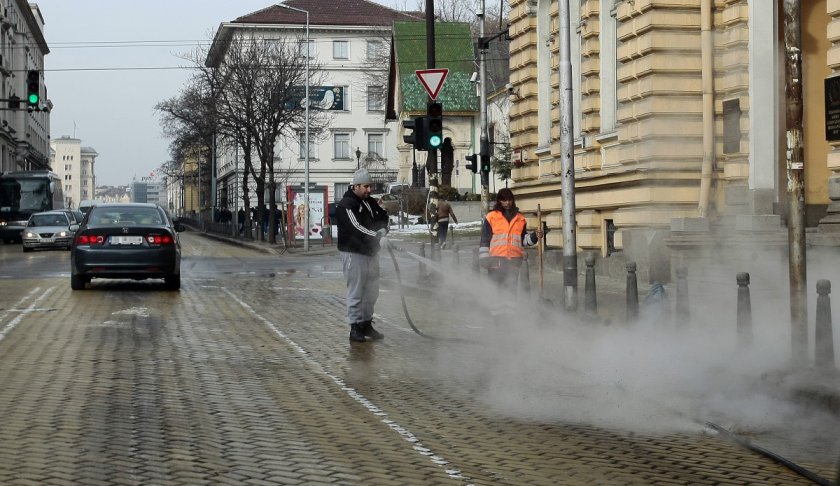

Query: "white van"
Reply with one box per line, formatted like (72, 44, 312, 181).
(78, 200, 97, 216)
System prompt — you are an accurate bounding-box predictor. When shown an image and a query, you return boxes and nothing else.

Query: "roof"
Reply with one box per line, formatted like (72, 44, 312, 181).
(233, 0, 422, 27)
(390, 21, 478, 115)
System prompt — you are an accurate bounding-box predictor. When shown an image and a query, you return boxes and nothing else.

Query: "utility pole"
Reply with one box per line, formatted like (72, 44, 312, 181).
(478, 0, 490, 215)
(559, 0, 578, 311)
(426, 0, 439, 245)
(783, 0, 808, 368)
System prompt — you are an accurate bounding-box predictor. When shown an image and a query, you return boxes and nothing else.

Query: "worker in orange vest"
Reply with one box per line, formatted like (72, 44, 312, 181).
(478, 188, 543, 289)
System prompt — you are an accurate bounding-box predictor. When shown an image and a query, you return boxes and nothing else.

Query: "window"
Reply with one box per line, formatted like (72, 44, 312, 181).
(367, 86, 384, 112)
(367, 133, 384, 158)
(333, 40, 349, 59)
(298, 40, 314, 58)
(299, 133, 316, 159)
(367, 40, 384, 60)
(334, 133, 350, 159)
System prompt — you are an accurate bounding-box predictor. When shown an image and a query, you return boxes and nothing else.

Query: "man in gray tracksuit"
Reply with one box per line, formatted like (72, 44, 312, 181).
(337, 169, 390, 342)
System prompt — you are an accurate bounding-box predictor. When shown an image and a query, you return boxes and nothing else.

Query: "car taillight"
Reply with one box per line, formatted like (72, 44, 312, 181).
(77, 234, 104, 245)
(146, 234, 173, 245)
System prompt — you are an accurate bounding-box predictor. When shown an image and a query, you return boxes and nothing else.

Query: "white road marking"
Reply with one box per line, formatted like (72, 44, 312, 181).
(223, 288, 472, 484)
(0, 286, 56, 342)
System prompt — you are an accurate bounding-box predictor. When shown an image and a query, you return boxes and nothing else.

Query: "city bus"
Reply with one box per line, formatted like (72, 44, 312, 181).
(0, 170, 65, 243)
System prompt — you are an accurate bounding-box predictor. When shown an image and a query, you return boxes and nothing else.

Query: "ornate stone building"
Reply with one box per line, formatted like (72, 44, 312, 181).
(507, 0, 838, 281)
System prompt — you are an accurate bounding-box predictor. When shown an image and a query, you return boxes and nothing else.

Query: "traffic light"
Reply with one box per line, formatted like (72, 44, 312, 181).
(26, 70, 40, 108)
(402, 116, 428, 151)
(426, 102, 443, 150)
(7, 95, 20, 110)
(464, 153, 478, 173)
(481, 155, 491, 175)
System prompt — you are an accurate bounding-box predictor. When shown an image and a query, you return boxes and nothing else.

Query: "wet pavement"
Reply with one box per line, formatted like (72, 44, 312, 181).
(199, 227, 840, 483)
(2, 229, 837, 484)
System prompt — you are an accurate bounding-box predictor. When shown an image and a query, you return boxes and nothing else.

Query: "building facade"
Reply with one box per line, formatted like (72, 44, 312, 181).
(130, 178, 167, 207)
(50, 136, 97, 209)
(0, 1, 50, 174)
(507, 0, 839, 279)
(206, 0, 421, 212)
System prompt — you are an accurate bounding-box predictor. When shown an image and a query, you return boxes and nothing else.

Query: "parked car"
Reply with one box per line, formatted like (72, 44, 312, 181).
(372, 193, 402, 216)
(21, 211, 78, 252)
(70, 203, 185, 290)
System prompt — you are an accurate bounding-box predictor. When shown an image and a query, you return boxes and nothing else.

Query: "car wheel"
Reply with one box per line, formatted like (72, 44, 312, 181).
(165, 274, 180, 290)
(70, 274, 86, 290)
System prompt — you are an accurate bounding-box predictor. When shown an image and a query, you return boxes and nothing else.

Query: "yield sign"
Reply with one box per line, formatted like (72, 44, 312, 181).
(415, 68, 449, 100)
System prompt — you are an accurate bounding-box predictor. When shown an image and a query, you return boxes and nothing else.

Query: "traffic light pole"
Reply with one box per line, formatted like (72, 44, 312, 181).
(478, 0, 490, 216)
(426, 0, 439, 246)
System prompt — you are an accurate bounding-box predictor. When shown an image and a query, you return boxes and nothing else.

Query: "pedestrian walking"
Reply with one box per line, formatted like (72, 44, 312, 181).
(478, 188, 543, 289)
(436, 197, 458, 249)
(337, 168, 390, 342)
(237, 208, 245, 235)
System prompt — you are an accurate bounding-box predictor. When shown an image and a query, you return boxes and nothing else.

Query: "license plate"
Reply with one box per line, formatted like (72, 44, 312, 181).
(111, 236, 144, 245)
(41, 238, 54, 243)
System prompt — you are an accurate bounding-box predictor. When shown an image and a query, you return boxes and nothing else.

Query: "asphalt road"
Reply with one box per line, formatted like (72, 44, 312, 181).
(0, 233, 836, 485)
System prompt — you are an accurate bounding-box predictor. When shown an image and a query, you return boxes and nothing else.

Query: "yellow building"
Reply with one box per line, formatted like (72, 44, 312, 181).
(508, 0, 838, 281)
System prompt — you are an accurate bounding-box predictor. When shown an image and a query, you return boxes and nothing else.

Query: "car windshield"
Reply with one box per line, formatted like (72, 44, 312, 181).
(89, 208, 163, 225)
(30, 213, 67, 227)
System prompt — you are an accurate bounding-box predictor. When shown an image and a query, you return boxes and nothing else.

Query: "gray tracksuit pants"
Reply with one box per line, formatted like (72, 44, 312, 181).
(341, 251, 380, 325)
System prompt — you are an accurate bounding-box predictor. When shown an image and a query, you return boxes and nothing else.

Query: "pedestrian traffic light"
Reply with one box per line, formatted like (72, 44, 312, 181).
(402, 116, 428, 151)
(464, 153, 478, 173)
(480, 155, 491, 175)
(426, 102, 443, 150)
(26, 70, 40, 108)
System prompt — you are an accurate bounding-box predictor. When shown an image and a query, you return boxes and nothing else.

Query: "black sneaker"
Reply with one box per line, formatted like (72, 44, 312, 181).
(349, 323, 367, 342)
(362, 320, 384, 340)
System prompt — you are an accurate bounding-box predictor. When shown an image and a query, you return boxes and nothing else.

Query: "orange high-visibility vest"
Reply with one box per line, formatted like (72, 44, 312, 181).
(486, 210, 526, 259)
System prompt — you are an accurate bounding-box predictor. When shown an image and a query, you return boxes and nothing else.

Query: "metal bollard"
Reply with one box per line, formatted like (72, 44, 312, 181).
(430, 241, 440, 262)
(418, 242, 427, 283)
(675, 266, 690, 326)
(626, 262, 639, 322)
(453, 245, 460, 266)
(815, 280, 835, 370)
(584, 253, 597, 317)
(519, 253, 531, 298)
(473, 247, 480, 273)
(736, 272, 753, 348)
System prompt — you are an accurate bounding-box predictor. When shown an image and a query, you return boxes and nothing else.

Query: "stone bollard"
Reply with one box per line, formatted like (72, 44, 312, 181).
(626, 262, 639, 322)
(675, 266, 690, 326)
(584, 253, 597, 317)
(815, 279, 836, 370)
(453, 245, 460, 266)
(430, 241, 440, 262)
(736, 272, 753, 348)
(418, 242, 427, 283)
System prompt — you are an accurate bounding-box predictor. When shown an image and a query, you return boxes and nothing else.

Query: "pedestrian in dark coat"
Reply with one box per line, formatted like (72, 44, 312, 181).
(337, 168, 390, 342)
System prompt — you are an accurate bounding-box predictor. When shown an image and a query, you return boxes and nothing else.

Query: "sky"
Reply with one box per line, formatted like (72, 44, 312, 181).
(36, 0, 405, 187)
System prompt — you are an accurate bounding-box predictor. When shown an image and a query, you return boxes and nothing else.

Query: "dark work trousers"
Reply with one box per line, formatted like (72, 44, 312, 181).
(487, 258, 524, 318)
(438, 220, 450, 246)
(341, 251, 380, 325)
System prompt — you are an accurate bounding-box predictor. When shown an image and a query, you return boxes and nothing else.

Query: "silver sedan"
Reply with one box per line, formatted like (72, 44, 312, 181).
(21, 211, 78, 252)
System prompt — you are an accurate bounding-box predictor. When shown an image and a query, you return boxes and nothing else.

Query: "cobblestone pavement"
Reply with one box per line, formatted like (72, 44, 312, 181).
(0, 232, 836, 485)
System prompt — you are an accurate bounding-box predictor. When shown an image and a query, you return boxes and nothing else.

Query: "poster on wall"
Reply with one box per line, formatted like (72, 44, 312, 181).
(287, 185, 327, 241)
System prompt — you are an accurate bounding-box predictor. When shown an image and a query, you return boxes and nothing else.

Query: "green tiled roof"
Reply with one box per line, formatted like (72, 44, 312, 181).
(393, 21, 478, 113)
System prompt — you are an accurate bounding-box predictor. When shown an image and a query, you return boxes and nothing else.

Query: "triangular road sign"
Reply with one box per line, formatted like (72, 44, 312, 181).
(416, 68, 449, 100)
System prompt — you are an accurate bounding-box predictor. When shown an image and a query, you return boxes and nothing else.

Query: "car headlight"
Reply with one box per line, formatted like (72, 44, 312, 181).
(0, 221, 6, 226)
(58, 231, 68, 237)
(24, 231, 35, 238)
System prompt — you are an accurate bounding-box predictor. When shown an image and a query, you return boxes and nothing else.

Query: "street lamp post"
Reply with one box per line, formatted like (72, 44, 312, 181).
(278, 2, 310, 251)
(356, 147, 362, 169)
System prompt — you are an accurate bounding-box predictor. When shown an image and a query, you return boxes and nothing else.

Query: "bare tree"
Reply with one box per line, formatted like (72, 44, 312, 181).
(213, 32, 331, 243)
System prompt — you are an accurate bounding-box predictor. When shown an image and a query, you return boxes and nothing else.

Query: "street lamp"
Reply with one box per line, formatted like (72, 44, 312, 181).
(278, 2, 310, 251)
(355, 147, 362, 169)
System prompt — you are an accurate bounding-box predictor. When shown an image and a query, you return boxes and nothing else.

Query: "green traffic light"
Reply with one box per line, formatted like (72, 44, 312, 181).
(28, 93, 39, 104)
(429, 135, 442, 148)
